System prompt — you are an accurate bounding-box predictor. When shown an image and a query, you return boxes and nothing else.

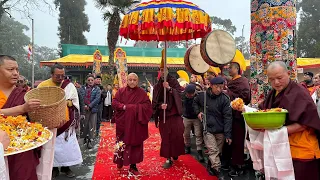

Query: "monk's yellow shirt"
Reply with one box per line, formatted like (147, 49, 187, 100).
(275, 91, 320, 159)
(0, 90, 7, 109)
(38, 79, 69, 121)
(232, 75, 241, 80)
(112, 89, 118, 99)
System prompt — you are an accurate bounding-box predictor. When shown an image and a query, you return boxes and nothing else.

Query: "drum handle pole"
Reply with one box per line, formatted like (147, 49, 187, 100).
(163, 41, 167, 124)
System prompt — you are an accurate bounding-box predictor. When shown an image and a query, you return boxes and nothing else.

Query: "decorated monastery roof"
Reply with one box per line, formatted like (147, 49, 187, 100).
(40, 54, 320, 69)
(40, 54, 185, 68)
(40, 44, 320, 69)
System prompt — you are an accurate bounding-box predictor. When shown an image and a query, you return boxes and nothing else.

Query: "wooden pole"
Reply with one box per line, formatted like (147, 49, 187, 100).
(31, 18, 35, 89)
(163, 41, 167, 124)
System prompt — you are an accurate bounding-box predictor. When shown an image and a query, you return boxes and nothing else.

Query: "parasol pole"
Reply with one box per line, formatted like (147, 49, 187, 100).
(163, 41, 167, 124)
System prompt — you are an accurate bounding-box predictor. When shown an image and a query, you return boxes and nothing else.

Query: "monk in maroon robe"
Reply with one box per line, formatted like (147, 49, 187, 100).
(152, 68, 185, 169)
(224, 62, 250, 177)
(112, 73, 153, 175)
(0, 55, 41, 180)
(259, 61, 320, 180)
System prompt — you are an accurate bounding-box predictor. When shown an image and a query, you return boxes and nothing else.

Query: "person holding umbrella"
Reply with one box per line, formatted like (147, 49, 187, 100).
(152, 59, 185, 169)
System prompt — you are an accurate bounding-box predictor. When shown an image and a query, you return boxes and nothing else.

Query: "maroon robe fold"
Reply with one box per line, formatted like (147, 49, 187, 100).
(112, 86, 153, 166)
(2, 87, 39, 180)
(259, 80, 320, 180)
(152, 75, 185, 158)
(226, 76, 250, 165)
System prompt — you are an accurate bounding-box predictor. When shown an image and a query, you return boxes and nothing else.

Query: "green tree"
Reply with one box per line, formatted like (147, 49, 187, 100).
(33, 45, 59, 80)
(297, 0, 320, 57)
(0, 15, 56, 81)
(55, 0, 90, 47)
(0, 15, 30, 78)
(95, 0, 140, 67)
(0, 0, 52, 53)
(0, 0, 52, 23)
(210, 16, 237, 35)
(235, 36, 250, 59)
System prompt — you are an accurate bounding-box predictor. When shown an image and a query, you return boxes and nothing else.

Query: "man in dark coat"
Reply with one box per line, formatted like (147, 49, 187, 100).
(193, 77, 232, 179)
(152, 67, 185, 169)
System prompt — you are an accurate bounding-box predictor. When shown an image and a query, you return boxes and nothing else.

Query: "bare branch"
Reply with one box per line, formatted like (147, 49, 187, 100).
(0, 0, 10, 7)
(2, 0, 55, 20)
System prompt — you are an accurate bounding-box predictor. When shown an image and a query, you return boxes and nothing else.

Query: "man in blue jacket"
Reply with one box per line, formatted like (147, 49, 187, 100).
(81, 74, 101, 149)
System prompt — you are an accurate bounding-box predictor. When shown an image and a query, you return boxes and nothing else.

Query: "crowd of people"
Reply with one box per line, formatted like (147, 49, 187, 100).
(0, 53, 320, 180)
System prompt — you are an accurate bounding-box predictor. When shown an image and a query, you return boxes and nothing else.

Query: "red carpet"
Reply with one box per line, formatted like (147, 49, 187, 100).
(92, 122, 217, 180)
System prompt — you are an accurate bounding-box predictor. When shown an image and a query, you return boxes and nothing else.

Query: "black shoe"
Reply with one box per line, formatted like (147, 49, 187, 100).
(213, 169, 225, 180)
(220, 164, 230, 171)
(197, 150, 204, 162)
(83, 137, 88, 145)
(173, 156, 178, 160)
(185, 146, 191, 154)
(228, 167, 244, 177)
(163, 159, 173, 169)
(207, 167, 216, 176)
(52, 167, 60, 178)
(207, 160, 216, 176)
(61, 166, 76, 178)
(87, 141, 93, 149)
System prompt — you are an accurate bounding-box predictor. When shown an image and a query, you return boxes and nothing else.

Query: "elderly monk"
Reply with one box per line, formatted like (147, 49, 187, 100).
(38, 63, 82, 178)
(259, 61, 320, 180)
(0, 55, 41, 180)
(112, 73, 153, 175)
(152, 66, 185, 169)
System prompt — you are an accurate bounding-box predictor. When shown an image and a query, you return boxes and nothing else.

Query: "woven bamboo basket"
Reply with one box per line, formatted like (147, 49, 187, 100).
(24, 86, 67, 129)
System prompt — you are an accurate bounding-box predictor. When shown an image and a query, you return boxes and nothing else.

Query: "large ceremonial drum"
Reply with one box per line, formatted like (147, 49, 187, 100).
(200, 30, 236, 67)
(184, 44, 210, 75)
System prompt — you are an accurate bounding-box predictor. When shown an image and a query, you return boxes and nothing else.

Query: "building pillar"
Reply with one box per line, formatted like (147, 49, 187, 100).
(250, 0, 297, 106)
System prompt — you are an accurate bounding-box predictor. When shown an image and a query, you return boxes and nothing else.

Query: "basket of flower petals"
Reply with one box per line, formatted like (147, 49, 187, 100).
(242, 108, 288, 130)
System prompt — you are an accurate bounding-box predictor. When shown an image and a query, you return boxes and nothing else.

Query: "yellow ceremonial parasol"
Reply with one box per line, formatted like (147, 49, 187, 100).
(120, 0, 211, 123)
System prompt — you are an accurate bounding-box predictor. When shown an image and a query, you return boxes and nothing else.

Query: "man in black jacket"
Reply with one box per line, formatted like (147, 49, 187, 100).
(193, 77, 232, 179)
(182, 84, 204, 162)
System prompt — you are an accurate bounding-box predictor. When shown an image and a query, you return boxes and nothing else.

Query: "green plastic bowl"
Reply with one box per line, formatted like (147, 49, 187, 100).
(242, 111, 288, 130)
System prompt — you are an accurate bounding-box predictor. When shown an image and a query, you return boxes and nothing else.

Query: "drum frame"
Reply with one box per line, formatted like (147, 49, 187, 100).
(184, 44, 209, 75)
(200, 30, 236, 67)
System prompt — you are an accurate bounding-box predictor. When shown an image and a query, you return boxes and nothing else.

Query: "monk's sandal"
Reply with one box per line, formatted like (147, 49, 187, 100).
(163, 159, 173, 169)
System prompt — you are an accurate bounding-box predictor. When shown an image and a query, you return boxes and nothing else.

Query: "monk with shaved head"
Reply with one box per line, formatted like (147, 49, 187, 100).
(259, 61, 320, 180)
(112, 72, 153, 175)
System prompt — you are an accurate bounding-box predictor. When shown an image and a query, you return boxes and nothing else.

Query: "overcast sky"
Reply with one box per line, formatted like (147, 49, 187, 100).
(12, 0, 251, 49)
